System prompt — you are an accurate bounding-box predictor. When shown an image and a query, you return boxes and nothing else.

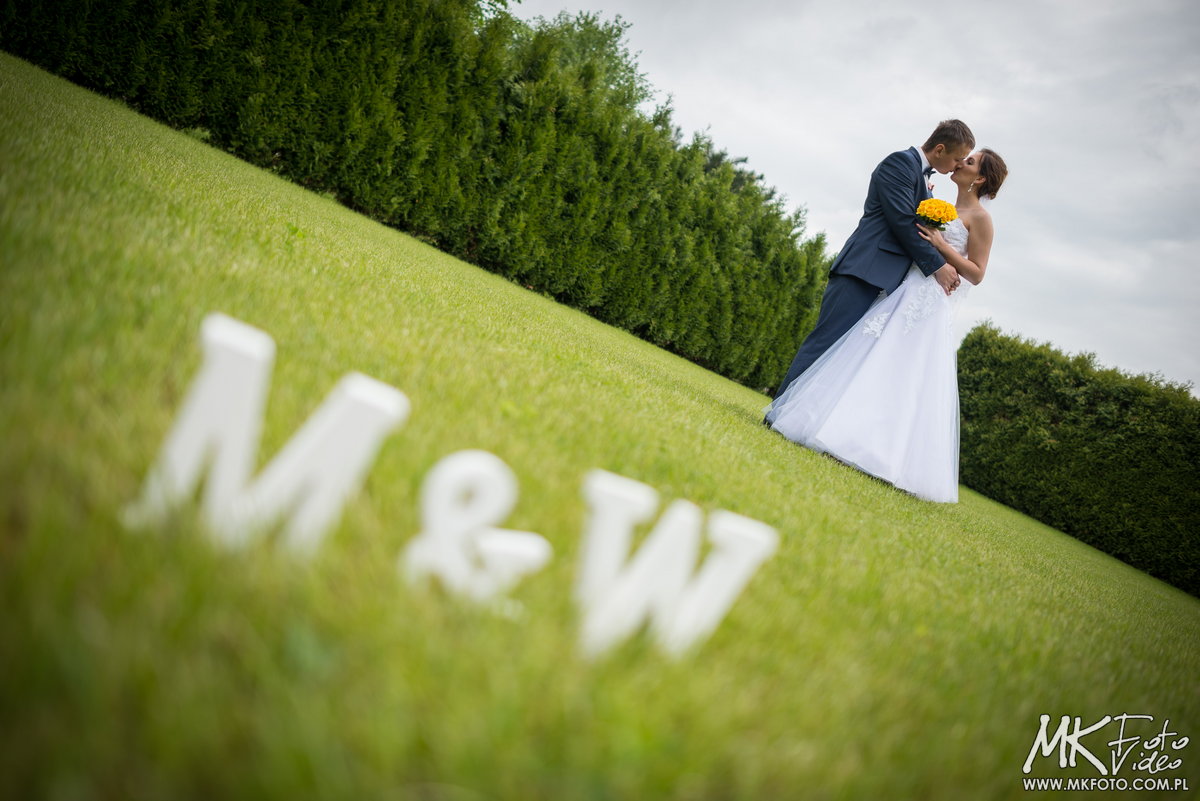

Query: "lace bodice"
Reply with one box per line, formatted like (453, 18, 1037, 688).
(942, 217, 972, 298)
(859, 216, 971, 339)
(942, 217, 969, 259)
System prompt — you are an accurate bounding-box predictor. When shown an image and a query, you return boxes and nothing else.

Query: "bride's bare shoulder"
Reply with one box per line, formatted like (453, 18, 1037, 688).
(959, 205, 992, 231)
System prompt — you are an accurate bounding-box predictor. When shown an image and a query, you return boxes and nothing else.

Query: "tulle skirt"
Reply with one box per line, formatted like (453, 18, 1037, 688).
(765, 265, 963, 502)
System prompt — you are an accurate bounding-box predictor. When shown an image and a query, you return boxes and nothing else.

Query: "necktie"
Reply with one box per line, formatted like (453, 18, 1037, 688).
(923, 166, 934, 178)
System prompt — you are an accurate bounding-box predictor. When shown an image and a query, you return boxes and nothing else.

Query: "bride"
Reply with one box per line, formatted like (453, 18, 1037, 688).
(764, 149, 1008, 502)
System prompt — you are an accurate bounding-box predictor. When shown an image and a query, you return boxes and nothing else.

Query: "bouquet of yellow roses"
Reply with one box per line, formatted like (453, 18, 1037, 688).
(915, 198, 957, 231)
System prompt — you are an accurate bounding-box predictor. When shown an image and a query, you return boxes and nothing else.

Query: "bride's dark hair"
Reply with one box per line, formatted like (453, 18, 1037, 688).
(977, 148, 1008, 200)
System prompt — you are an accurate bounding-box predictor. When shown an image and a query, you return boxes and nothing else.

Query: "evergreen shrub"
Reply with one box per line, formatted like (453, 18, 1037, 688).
(0, 0, 830, 390)
(958, 324, 1199, 596)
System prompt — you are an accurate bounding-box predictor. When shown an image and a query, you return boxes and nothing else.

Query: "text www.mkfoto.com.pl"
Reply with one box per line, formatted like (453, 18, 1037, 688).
(1022, 777, 1190, 792)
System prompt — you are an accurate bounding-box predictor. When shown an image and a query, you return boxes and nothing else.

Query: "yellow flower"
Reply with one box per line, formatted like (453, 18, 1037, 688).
(916, 198, 957, 228)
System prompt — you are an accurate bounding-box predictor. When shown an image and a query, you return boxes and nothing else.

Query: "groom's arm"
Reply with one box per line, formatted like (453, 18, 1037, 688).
(875, 152, 946, 277)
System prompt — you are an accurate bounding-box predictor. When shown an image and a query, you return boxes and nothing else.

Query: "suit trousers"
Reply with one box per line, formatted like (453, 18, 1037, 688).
(772, 272, 884, 399)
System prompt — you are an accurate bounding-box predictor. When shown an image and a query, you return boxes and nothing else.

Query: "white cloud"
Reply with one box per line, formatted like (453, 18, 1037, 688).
(513, 0, 1200, 392)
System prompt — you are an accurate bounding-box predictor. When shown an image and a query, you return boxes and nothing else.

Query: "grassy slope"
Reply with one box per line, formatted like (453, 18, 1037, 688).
(1, 53, 1196, 800)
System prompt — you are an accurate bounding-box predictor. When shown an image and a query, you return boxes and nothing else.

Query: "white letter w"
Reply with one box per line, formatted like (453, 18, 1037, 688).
(575, 470, 777, 658)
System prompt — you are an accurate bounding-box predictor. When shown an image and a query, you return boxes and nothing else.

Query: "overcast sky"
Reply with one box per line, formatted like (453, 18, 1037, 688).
(512, 0, 1200, 394)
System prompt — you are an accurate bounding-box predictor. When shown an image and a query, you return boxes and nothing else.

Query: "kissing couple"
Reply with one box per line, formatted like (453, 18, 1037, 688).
(764, 120, 1009, 503)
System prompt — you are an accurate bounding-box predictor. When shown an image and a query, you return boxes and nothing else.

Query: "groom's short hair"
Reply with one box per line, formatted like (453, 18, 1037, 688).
(923, 119, 975, 152)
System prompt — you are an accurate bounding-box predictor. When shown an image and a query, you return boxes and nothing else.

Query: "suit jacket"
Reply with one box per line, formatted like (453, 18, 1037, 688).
(828, 147, 945, 294)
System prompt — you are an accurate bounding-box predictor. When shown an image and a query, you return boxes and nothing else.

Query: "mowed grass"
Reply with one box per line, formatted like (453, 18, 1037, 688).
(1, 52, 1197, 800)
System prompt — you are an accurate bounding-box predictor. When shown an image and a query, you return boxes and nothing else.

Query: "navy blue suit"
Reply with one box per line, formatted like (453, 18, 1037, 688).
(772, 147, 946, 399)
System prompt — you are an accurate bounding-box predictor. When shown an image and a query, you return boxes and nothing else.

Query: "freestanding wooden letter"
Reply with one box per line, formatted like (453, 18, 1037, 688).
(124, 313, 409, 555)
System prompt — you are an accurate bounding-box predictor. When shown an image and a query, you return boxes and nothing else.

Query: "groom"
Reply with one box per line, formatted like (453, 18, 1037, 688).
(770, 120, 975, 402)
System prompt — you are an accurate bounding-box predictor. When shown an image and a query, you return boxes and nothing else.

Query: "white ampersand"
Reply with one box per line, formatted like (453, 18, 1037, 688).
(401, 450, 552, 602)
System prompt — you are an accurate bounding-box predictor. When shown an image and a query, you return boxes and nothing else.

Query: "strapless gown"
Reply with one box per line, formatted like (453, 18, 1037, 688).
(764, 218, 972, 502)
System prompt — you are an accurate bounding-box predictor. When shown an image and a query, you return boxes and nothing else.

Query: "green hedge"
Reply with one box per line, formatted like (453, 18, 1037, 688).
(0, 0, 829, 390)
(958, 324, 1199, 596)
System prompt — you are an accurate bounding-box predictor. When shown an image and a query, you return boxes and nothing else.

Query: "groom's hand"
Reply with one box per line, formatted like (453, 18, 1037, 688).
(933, 264, 960, 295)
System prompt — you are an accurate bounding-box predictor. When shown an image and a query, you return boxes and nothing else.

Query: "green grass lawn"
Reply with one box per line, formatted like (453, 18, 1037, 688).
(2, 52, 1197, 800)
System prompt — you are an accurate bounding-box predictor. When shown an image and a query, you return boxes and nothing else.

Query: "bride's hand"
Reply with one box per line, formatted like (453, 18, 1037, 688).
(916, 223, 948, 252)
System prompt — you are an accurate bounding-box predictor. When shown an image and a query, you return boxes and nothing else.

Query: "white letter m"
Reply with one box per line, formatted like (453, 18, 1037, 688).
(124, 313, 409, 555)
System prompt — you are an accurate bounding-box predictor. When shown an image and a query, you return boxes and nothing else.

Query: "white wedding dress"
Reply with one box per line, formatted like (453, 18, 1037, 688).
(764, 218, 971, 503)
